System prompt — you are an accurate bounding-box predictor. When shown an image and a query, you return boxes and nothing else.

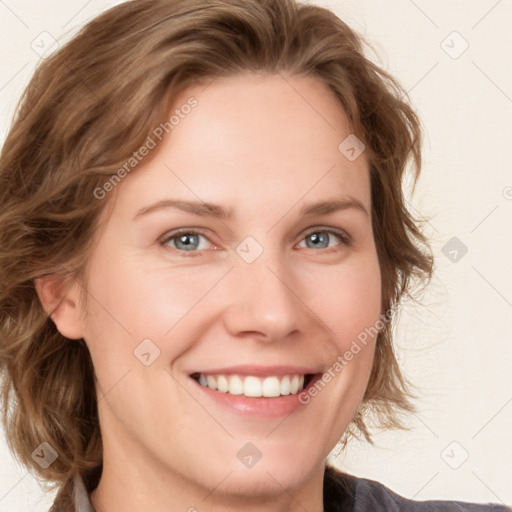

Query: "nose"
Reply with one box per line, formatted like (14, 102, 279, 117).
(220, 248, 301, 343)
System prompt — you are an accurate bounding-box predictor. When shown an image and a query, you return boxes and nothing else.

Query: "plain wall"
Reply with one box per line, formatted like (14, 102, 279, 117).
(0, 0, 511, 510)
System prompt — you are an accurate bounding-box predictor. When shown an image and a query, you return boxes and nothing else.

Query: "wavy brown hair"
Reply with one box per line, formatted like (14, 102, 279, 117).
(0, 0, 433, 498)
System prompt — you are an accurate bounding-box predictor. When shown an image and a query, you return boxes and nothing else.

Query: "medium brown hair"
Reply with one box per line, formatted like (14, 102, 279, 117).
(0, 0, 433, 496)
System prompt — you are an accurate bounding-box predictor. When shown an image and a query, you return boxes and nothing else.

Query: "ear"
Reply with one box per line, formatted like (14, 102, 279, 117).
(34, 275, 85, 340)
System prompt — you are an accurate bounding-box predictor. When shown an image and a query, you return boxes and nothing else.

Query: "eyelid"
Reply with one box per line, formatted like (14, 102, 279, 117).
(159, 227, 217, 249)
(159, 227, 211, 241)
(298, 226, 353, 246)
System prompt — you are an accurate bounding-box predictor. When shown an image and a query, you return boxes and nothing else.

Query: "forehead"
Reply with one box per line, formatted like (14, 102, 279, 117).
(106, 72, 370, 222)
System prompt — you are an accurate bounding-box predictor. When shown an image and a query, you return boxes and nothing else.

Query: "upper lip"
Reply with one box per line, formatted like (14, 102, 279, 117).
(189, 365, 322, 377)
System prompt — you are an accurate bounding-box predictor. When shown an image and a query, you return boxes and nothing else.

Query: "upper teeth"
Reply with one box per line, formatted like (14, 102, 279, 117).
(197, 373, 305, 398)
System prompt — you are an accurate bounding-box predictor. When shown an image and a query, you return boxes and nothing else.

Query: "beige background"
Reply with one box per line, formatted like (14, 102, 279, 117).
(1, 0, 511, 510)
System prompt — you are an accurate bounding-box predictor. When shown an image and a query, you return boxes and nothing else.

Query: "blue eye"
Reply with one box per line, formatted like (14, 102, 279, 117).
(298, 229, 350, 250)
(162, 231, 211, 253)
(160, 227, 351, 257)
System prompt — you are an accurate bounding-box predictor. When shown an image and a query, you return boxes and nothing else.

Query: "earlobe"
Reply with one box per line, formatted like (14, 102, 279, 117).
(34, 275, 85, 340)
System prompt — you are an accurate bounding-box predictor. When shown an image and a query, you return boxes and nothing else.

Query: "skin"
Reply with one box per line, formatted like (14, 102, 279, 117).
(37, 72, 382, 512)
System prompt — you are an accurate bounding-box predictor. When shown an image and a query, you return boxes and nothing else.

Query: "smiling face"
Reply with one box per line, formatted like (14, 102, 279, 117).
(71, 72, 382, 508)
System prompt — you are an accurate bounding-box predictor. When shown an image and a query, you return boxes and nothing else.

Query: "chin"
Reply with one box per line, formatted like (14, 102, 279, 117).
(218, 464, 316, 501)
(216, 446, 322, 495)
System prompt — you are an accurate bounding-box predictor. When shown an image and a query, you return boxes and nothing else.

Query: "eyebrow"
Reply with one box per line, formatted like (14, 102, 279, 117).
(132, 197, 369, 221)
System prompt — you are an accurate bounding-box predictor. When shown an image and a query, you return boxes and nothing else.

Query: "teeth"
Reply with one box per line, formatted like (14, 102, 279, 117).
(290, 375, 300, 394)
(206, 375, 218, 390)
(244, 376, 262, 397)
(262, 376, 280, 397)
(280, 375, 291, 395)
(228, 375, 243, 395)
(195, 373, 308, 397)
(217, 375, 229, 393)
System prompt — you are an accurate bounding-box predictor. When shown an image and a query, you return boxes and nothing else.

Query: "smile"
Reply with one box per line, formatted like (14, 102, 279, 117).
(192, 373, 311, 398)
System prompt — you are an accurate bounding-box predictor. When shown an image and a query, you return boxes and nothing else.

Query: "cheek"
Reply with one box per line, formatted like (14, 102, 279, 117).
(311, 255, 382, 346)
(80, 254, 224, 367)
(304, 253, 382, 410)
(85, 252, 190, 328)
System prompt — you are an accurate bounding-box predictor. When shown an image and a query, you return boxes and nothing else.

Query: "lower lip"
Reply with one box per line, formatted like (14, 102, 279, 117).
(191, 375, 320, 418)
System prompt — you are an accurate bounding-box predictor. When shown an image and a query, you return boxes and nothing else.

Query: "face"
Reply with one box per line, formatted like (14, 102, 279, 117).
(75, 73, 381, 502)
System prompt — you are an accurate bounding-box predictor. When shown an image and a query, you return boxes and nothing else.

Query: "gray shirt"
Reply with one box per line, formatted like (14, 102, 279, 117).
(324, 465, 511, 511)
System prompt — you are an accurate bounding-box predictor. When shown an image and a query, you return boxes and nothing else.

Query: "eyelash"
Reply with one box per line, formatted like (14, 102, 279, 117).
(159, 227, 353, 257)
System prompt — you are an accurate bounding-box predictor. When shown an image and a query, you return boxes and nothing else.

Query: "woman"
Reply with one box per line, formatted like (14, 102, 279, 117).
(0, 1, 509, 511)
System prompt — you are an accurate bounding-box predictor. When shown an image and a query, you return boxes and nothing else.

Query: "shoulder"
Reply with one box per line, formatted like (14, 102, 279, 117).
(324, 465, 511, 512)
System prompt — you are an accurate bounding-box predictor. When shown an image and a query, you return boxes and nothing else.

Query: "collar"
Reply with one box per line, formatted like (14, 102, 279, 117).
(72, 473, 95, 512)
